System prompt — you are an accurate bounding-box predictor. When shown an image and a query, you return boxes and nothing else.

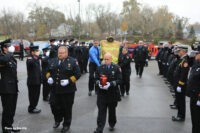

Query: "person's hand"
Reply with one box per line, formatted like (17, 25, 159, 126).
(47, 77, 54, 85)
(146, 59, 148, 62)
(102, 82, 110, 90)
(196, 100, 200, 106)
(60, 79, 69, 86)
(8, 46, 15, 53)
(99, 83, 103, 89)
(176, 86, 181, 93)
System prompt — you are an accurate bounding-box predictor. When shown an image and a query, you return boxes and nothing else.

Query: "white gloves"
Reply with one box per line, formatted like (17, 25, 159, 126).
(8, 46, 15, 53)
(46, 51, 50, 57)
(146, 59, 148, 62)
(197, 100, 200, 106)
(60, 79, 69, 87)
(48, 77, 54, 85)
(176, 86, 182, 93)
(99, 82, 110, 90)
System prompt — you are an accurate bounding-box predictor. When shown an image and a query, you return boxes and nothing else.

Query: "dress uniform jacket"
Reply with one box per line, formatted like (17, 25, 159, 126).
(47, 56, 81, 94)
(95, 63, 122, 103)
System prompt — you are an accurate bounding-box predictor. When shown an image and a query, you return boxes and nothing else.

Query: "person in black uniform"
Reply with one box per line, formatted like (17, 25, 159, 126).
(0, 39, 20, 133)
(68, 39, 76, 58)
(118, 47, 131, 96)
(41, 48, 50, 101)
(19, 40, 24, 61)
(47, 46, 81, 132)
(94, 53, 122, 133)
(172, 45, 189, 121)
(133, 41, 148, 78)
(26, 45, 41, 113)
(48, 39, 58, 58)
(82, 42, 89, 73)
(156, 43, 164, 75)
(186, 47, 200, 133)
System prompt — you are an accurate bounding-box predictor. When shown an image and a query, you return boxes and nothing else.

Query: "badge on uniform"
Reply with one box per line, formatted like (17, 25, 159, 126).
(112, 71, 115, 75)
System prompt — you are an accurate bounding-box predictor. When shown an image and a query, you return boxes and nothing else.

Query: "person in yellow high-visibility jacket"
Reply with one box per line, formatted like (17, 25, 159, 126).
(100, 36, 121, 64)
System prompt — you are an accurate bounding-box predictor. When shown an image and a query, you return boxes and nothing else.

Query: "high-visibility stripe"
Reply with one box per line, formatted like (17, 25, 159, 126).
(179, 81, 185, 86)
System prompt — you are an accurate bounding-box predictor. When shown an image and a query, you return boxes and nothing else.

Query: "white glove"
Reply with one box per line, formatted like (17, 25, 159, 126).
(47, 77, 54, 85)
(132, 59, 134, 62)
(197, 100, 200, 106)
(176, 86, 182, 93)
(8, 46, 15, 53)
(46, 51, 50, 57)
(146, 59, 148, 62)
(102, 82, 110, 90)
(99, 83, 103, 89)
(60, 79, 69, 86)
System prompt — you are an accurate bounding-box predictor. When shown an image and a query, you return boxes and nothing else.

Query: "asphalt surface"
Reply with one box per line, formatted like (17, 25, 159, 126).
(0, 59, 192, 133)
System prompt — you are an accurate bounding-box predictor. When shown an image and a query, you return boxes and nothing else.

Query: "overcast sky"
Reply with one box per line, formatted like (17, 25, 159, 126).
(0, 0, 199, 24)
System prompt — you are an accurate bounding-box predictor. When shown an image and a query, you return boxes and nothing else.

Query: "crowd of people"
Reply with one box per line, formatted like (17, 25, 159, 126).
(0, 36, 199, 133)
(156, 41, 200, 133)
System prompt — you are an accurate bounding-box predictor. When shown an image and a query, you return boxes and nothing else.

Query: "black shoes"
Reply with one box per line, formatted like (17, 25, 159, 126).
(109, 126, 115, 131)
(53, 122, 60, 128)
(43, 97, 49, 102)
(88, 91, 92, 96)
(93, 130, 102, 133)
(172, 116, 185, 122)
(61, 126, 70, 132)
(126, 92, 129, 95)
(28, 108, 41, 114)
(170, 105, 177, 109)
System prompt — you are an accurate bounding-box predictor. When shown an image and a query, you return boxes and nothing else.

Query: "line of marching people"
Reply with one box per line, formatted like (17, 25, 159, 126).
(156, 41, 200, 133)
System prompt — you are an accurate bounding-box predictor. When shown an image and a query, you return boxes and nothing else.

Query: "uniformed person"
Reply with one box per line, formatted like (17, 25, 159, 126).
(187, 49, 200, 133)
(82, 42, 89, 73)
(133, 41, 148, 78)
(94, 53, 122, 133)
(41, 47, 50, 101)
(48, 39, 58, 58)
(47, 46, 81, 132)
(26, 45, 41, 113)
(118, 47, 131, 96)
(156, 43, 164, 75)
(68, 39, 76, 58)
(19, 40, 24, 61)
(88, 40, 101, 96)
(172, 45, 189, 121)
(0, 39, 20, 133)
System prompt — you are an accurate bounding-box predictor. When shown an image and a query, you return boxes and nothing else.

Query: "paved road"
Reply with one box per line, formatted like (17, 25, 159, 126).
(0, 59, 192, 133)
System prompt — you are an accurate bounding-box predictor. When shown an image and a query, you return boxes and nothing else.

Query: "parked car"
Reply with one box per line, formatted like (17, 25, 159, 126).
(11, 40, 30, 56)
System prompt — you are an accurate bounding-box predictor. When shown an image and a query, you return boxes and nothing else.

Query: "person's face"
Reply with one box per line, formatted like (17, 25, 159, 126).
(32, 50, 40, 56)
(3, 47, 8, 54)
(178, 50, 185, 57)
(94, 41, 99, 47)
(195, 53, 200, 61)
(58, 49, 68, 60)
(50, 42, 54, 46)
(122, 49, 128, 55)
(104, 56, 112, 66)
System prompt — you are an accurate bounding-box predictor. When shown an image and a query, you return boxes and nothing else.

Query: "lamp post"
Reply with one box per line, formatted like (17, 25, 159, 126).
(78, 0, 81, 41)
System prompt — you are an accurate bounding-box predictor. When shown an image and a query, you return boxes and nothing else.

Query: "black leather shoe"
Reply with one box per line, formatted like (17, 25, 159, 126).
(61, 126, 70, 132)
(126, 92, 129, 95)
(170, 105, 177, 109)
(53, 122, 60, 128)
(88, 91, 92, 96)
(172, 116, 185, 121)
(28, 108, 41, 114)
(109, 126, 114, 131)
(93, 130, 102, 133)
(43, 97, 49, 101)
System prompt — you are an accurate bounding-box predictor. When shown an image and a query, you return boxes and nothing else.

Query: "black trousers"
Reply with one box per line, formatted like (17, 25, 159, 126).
(190, 97, 200, 133)
(1, 94, 18, 132)
(176, 91, 186, 118)
(42, 80, 50, 99)
(135, 61, 145, 76)
(28, 85, 41, 111)
(49, 91, 63, 123)
(55, 92, 75, 127)
(83, 59, 88, 72)
(96, 100, 118, 132)
(120, 72, 130, 95)
(157, 61, 162, 75)
(89, 62, 98, 92)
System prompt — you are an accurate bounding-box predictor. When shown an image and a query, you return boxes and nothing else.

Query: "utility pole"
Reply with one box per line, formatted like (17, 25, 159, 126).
(78, 0, 81, 41)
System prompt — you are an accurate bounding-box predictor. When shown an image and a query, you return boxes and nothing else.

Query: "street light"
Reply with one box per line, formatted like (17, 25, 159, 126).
(78, 0, 81, 41)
